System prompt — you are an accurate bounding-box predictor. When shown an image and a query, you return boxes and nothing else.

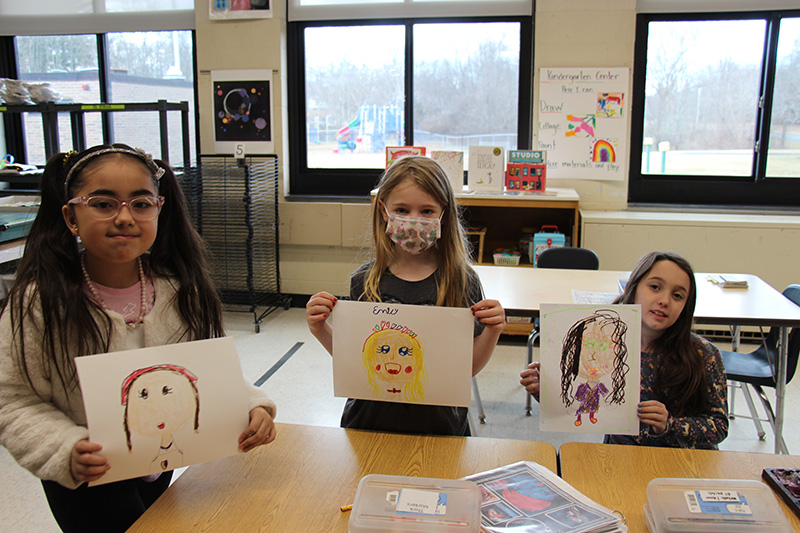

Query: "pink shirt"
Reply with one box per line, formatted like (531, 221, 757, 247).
(85, 277, 156, 326)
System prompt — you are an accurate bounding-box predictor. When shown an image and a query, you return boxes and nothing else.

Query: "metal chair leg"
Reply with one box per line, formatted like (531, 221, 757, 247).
(472, 377, 486, 423)
(754, 384, 790, 454)
(526, 328, 539, 415)
(739, 382, 767, 440)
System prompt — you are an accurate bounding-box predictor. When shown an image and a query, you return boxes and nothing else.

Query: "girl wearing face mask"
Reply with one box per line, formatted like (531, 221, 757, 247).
(306, 156, 504, 436)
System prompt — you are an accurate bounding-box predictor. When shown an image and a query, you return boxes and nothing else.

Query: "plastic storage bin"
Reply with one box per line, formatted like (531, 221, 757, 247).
(493, 253, 521, 266)
(531, 225, 565, 267)
(644, 477, 792, 532)
(348, 474, 481, 532)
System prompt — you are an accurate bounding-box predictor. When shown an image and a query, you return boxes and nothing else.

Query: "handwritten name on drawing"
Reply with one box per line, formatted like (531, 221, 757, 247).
(373, 319, 418, 339)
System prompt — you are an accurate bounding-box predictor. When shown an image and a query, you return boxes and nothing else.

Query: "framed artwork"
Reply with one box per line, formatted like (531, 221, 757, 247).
(539, 304, 641, 435)
(331, 300, 473, 407)
(211, 69, 274, 155)
(210, 0, 272, 20)
(75, 337, 250, 485)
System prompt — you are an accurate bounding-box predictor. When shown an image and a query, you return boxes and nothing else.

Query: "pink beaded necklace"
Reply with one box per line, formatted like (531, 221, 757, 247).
(81, 254, 147, 330)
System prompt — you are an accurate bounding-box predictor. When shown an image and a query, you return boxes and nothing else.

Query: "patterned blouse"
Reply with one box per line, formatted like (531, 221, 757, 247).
(604, 333, 729, 449)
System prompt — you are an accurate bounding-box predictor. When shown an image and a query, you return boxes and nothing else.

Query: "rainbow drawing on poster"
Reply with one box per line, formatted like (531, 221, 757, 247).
(362, 322, 428, 402)
(597, 92, 624, 118)
(591, 140, 616, 162)
(565, 114, 595, 137)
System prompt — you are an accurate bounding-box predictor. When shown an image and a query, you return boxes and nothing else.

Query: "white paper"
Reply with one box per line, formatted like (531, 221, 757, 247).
(539, 304, 641, 435)
(75, 337, 250, 485)
(332, 300, 473, 407)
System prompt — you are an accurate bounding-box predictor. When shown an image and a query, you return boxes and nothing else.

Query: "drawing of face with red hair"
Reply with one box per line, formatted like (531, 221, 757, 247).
(122, 365, 199, 471)
(362, 329, 428, 403)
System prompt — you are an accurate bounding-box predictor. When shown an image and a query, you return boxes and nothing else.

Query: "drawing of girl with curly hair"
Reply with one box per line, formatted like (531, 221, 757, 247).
(560, 309, 629, 426)
(362, 328, 428, 403)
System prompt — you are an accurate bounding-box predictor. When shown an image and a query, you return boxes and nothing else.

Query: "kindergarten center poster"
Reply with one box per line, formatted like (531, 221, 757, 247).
(332, 300, 473, 407)
(75, 337, 250, 486)
(537, 67, 629, 180)
(539, 304, 641, 435)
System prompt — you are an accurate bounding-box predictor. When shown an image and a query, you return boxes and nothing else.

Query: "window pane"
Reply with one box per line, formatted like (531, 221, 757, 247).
(15, 35, 102, 165)
(304, 25, 404, 169)
(108, 31, 196, 167)
(641, 20, 764, 176)
(414, 22, 519, 167)
(766, 17, 800, 178)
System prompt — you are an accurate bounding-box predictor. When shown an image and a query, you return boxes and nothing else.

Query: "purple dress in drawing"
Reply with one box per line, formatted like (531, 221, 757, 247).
(574, 382, 608, 417)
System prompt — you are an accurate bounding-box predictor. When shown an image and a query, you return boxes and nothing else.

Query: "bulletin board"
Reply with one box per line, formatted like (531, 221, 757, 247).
(537, 68, 629, 181)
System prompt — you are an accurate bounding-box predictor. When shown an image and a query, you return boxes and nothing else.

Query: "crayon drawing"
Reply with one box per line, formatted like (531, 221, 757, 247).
(122, 364, 199, 473)
(332, 300, 473, 407)
(362, 328, 428, 402)
(591, 139, 617, 162)
(539, 304, 641, 434)
(75, 337, 250, 485)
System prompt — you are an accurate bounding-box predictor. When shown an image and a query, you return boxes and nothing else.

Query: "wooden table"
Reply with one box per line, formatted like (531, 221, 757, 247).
(560, 442, 800, 531)
(476, 266, 800, 453)
(129, 423, 558, 531)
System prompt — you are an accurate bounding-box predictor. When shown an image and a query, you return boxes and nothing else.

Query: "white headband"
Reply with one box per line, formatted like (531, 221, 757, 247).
(63, 146, 166, 197)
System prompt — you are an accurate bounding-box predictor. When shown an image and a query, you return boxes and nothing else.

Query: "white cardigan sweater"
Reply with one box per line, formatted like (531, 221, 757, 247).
(0, 276, 276, 489)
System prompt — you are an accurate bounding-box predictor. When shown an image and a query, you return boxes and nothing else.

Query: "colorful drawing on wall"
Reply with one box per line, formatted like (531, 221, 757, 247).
(211, 69, 274, 155)
(596, 92, 624, 118)
(539, 304, 641, 435)
(565, 114, 595, 138)
(75, 337, 250, 486)
(591, 139, 616, 162)
(210, 0, 272, 19)
(122, 365, 199, 474)
(332, 300, 473, 407)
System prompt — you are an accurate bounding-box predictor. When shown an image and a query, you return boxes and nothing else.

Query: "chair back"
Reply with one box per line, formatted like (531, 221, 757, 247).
(760, 284, 800, 385)
(537, 247, 599, 270)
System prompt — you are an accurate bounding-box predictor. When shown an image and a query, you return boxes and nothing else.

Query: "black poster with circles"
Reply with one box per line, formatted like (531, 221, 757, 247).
(211, 70, 274, 155)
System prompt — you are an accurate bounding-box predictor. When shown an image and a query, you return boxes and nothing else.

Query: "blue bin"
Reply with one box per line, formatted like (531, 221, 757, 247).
(531, 225, 565, 267)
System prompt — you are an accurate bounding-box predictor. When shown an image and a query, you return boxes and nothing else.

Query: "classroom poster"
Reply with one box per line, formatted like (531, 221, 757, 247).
(211, 69, 274, 155)
(210, 0, 272, 20)
(537, 68, 629, 180)
(331, 300, 473, 407)
(539, 304, 641, 435)
(75, 337, 250, 486)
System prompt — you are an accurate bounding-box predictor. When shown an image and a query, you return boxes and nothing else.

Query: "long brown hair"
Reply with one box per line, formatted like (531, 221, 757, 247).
(4, 144, 223, 396)
(363, 156, 474, 307)
(613, 251, 706, 416)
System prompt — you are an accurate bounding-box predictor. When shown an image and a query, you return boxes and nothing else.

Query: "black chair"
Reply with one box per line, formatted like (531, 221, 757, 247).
(537, 246, 600, 270)
(720, 284, 800, 453)
(525, 247, 600, 415)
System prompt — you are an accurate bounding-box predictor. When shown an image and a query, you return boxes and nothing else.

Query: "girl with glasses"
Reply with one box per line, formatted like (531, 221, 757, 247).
(0, 144, 277, 532)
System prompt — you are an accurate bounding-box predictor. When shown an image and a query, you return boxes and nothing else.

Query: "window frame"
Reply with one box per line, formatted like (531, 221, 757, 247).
(629, 9, 800, 208)
(287, 15, 533, 198)
(0, 30, 200, 168)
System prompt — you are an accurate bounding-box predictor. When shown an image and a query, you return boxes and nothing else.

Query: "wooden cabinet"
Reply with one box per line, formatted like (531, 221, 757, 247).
(456, 188, 580, 265)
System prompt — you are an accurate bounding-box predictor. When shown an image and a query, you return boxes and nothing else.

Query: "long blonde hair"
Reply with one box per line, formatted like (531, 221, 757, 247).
(363, 156, 473, 307)
(362, 328, 427, 402)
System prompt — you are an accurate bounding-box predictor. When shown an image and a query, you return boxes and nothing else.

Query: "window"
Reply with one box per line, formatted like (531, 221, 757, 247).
(288, 2, 532, 196)
(629, 10, 800, 207)
(0, 1, 196, 168)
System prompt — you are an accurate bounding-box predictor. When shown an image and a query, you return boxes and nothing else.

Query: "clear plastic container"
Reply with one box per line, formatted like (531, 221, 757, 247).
(348, 474, 481, 532)
(645, 477, 792, 532)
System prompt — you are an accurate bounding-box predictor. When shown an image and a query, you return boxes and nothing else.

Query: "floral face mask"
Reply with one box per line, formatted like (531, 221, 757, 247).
(383, 207, 442, 254)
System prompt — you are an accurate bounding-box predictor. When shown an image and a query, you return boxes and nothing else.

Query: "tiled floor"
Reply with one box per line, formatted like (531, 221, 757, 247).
(3, 307, 798, 531)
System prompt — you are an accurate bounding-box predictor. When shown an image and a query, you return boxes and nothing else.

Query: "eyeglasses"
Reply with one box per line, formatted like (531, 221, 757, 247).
(67, 195, 165, 221)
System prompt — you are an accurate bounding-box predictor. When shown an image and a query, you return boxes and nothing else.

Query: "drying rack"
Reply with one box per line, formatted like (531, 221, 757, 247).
(182, 154, 289, 332)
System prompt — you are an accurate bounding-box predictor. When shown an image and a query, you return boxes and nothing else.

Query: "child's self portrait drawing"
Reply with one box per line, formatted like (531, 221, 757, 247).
(560, 309, 629, 426)
(122, 364, 199, 473)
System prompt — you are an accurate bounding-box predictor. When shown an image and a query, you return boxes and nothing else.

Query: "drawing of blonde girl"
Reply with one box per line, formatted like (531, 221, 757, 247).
(560, 309, 629, 426)
(362, 328, 428, 403)
(122, 365, 199, 473)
